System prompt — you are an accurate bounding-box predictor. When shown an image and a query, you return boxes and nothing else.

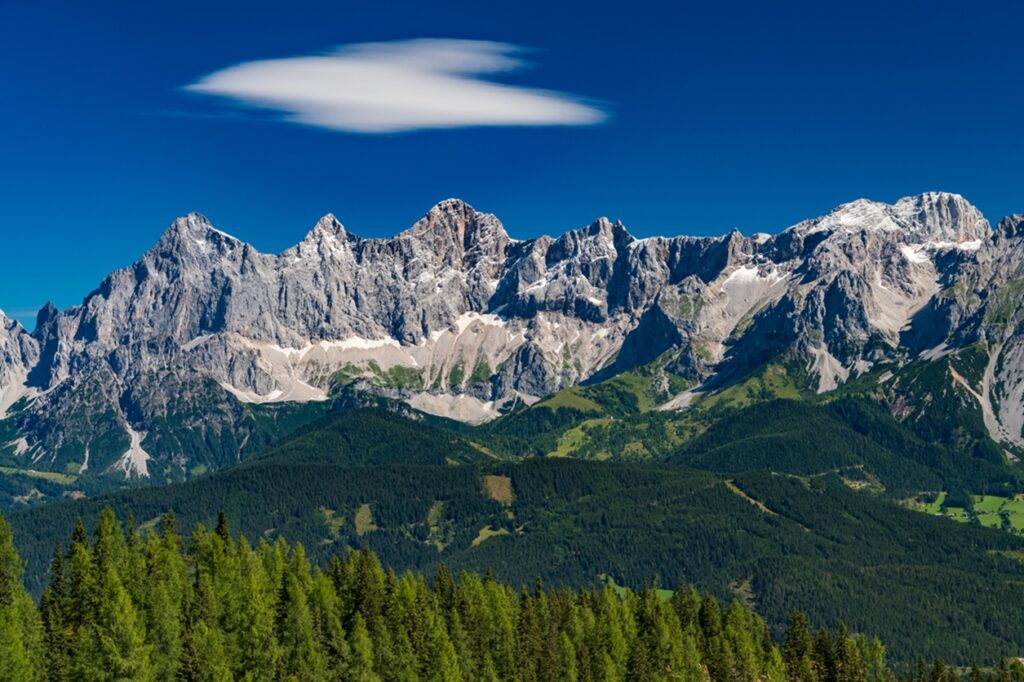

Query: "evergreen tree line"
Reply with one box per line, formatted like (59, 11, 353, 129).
(1, 510, 1023, 682)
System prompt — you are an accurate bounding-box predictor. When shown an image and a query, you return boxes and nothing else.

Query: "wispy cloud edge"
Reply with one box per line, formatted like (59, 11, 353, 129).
(184, 39, 607, 133)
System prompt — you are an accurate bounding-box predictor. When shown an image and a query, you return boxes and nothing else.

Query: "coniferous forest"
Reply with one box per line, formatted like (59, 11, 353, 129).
(2, 510, 1023, 682)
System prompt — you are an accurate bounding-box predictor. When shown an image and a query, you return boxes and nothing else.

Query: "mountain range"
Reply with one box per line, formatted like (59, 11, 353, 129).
(2, 191, 1024, 483)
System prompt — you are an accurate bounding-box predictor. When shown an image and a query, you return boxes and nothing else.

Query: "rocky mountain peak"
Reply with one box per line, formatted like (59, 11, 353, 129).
(311, 213, 346, 236)
(892, 191, 990, 243)
(298, 213, 349, 245)
(996, 215, 1024, 241)
(0, 310, 39, 417)
(154, 212, 243, 257)
(34, 302, 59, 331)
(0, 309, 17, 331)
(785, 192, 989, 247)
(7, 191, 1024, 480)
(404, 198, 510, 267)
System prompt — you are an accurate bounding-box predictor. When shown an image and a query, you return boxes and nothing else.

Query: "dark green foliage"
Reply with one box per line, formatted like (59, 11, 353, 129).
(672, 398, 1021, 497)
(9, 452, 1024, 663)
(8, 405, 1024, 665)
(0, 511, 927, 680)
(247, 408, 486, 466)
(7, 510, 1024, 679)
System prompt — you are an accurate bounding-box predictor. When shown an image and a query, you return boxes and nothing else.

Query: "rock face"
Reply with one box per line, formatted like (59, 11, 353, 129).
(2, 191, 1024, 478)
(0, 312, 38, 418)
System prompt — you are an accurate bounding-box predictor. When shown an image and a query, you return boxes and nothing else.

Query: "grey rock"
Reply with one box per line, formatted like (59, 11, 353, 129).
(4, 191, 1024, 477)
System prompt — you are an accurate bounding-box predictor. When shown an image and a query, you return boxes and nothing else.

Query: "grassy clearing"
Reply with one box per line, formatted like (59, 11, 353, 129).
(699, 364, 802, 411)
(0, 466, 77, 485)
(601, 574, 673, 601)
(535, 388, 604, 414)
(548, 418, 615, 458)
(471, 526, 510, 547)
(320, 507, 346, 541)
(724, 480, 778, 516)
(424, 501, 452, 551)
(136, 515, 163, 537)
(355, 503, 378, 536)
(483, 474, 514, 505)
(922, 492, 947, 514)
(971, 495, 1024, 530)
(973, 495, 1006, 514)
(597, 373, 659, 412)
(990, 549, 1024, 563)
(904, 492, 1024, 533)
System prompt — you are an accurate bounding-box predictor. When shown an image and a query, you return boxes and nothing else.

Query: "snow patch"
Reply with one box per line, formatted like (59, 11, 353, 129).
(454, 312, 506, 334)
(900, 245, 930, 264)
(319, 337, 403, 352)
(724, 265, 761, 285)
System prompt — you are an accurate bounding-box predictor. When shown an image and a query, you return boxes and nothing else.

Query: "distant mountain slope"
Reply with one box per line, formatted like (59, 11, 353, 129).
(8, 409, 1024, 662)
(671, 398, 1019, 497)
(248, 408, 487, 466)
(2, 193, 1024, 484)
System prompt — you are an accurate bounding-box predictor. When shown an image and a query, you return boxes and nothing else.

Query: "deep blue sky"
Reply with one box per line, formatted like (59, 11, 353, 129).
(2, 0, 1022, 328)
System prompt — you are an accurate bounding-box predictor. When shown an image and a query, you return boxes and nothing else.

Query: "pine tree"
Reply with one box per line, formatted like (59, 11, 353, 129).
(227, 538, 278, 682)
(92, 507, 126, 578)
(698, 592, 733, 680)
(813, 629, 837, 682)
(784, 611, 816, 682)
(559, 630, 580, 682)
(856, 635, 886, 682)
(215, 511, 230, 543)
(75, 567, 155, 681)
(308, 571, 351, 679)
(0, 513, 43, 682)
(347, 613, 382, 682)
(40, 545, 72, 682)
(434, 563, 455, 611)
(275, 568, 327, 681)
(144, 516, 188, 682)
(186, 621, 232, 682)
(423, 614, 462, 682)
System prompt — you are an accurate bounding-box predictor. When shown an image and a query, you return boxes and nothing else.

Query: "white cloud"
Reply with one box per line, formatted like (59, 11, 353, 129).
(185, 39, 606, 133)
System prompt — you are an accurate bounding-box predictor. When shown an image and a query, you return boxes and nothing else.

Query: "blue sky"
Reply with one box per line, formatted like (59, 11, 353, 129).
(2, 0, 1022, 328)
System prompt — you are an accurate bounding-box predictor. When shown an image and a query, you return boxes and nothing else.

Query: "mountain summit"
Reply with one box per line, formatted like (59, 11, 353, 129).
(2, 192, 1023, 480)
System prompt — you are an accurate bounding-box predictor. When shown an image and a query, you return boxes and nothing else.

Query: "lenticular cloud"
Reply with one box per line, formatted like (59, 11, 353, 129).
(185, 39, 606, 133)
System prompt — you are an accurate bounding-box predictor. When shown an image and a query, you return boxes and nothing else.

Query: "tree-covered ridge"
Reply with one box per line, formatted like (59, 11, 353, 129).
(3, 510, 1022, 682)
(9, 411, 1024, 662)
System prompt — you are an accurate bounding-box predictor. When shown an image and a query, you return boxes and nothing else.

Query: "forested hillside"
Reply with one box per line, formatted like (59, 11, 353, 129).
(9, 410, 1024, 663)
(3, 511, 1024, 682)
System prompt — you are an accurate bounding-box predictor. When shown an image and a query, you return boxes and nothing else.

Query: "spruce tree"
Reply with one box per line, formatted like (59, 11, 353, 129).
(275, 569, 327, 681)
(784, 611, 816, 682)
(0, 513, 43, 682)
(75, 567, 155, 681)
(347, 613, 382, 682)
